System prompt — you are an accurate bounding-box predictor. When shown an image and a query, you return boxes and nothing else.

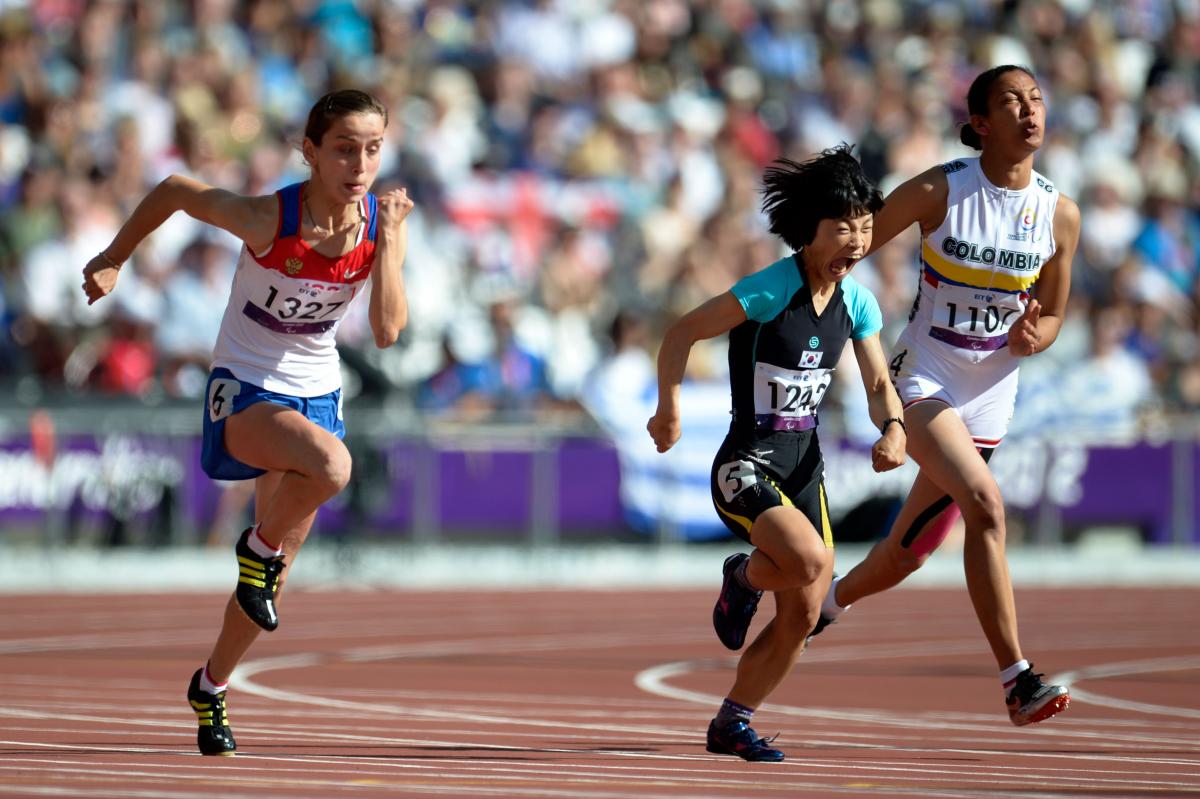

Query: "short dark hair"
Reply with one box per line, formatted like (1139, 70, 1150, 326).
(959, 65, 1037, 150)
(760, 144, 883, 251)
(304, 89, 388, 146)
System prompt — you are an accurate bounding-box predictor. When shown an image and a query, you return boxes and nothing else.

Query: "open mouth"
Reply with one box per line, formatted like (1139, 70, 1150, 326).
(830, 257, 858, 273)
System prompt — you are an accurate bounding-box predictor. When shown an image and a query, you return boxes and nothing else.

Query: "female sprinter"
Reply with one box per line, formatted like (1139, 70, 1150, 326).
(81, 89, 413, 755)
(647, 145, 907, 761)
(810, 66, 1081, 727)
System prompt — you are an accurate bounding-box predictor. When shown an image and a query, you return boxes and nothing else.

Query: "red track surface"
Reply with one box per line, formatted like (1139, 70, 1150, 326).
(1, 586, 1198, 798)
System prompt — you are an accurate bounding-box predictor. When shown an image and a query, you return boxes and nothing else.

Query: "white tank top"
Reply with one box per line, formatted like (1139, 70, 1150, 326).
(906, 157, 1059, 365)
(211, 182, 378, 396)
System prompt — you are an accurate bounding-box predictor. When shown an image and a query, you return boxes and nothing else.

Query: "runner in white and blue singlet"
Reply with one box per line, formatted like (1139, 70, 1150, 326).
(82, 90, 413, 756)
(648, 145, 907, 762)
(809, 66, 1082, 728)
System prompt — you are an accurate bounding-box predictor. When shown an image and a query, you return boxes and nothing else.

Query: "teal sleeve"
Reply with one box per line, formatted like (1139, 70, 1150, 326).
(731, 258, 798, 323)
(843, 276, 883, 339)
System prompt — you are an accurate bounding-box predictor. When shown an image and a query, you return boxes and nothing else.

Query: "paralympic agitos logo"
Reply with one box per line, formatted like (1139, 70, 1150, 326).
(941, 236, 1041, 272)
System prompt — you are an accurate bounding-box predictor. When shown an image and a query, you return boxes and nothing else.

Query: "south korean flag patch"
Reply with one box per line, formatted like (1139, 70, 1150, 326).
(800, 350, 823, 368)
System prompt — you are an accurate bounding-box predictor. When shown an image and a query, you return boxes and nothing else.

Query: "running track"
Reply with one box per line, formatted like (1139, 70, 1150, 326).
(1, 586, 1198, 798)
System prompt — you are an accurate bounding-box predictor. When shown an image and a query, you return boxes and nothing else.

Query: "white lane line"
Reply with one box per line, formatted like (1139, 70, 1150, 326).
(5, 749, 1200, 798)
(1052, 655, 1200, 720)
(8, 732, 1198, 782)
(633, 659, 1200, 764)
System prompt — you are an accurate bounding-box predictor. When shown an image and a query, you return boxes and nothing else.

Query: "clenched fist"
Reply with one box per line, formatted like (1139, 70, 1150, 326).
(646, 409, 681, 453)
(376, 188, 415, 231)
(1008, 299, 1041, 357)
(82, 252, 123, 306)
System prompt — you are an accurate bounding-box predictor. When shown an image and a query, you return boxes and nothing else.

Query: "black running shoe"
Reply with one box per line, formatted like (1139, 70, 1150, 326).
(187, 668, 235, 756)
(1006, 665, 1070, 726)
(712, 553, 762, 651)
(706, 719, 784, 762)
(234, 527, 283, 632)
(807, 612, 833, 641)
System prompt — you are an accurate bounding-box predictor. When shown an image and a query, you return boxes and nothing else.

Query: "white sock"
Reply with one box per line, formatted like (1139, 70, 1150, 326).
(1000, 659, 1030, 689)
(199, 663, 227, 694)
(820, 574, 850, 620)
(246, 524, 283, 559)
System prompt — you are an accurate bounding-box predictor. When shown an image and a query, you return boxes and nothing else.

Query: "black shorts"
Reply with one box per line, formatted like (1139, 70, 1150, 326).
(709, 428, 833, 547)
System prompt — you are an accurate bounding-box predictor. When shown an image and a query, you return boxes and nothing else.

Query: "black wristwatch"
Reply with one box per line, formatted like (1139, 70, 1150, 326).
(881, 417, 906, 435)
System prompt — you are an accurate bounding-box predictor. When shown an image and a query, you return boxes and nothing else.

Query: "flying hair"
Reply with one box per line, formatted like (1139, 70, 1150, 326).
(760, 143, 883, 252)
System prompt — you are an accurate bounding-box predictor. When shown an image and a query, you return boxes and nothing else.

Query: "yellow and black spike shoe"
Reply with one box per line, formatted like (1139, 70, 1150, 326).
(234, 527, 284, 632)
(187, 669, 236, 756)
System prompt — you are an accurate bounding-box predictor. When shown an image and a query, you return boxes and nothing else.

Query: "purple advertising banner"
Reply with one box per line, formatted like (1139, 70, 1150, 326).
(0, 432, 1193, 544)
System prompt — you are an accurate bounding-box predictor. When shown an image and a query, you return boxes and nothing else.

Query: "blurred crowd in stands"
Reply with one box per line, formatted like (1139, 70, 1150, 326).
(0, 0, 1197, 442)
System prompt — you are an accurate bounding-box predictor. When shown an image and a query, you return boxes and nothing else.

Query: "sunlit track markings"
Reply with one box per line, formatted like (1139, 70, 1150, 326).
(230, 633, 1200, 751)
(15, 683, 1199, 740)
(8, 753, 1197, 798)
(0, 776, 1065, 799)
(6, 753, 1200, 798)
(635, 660, 1200, 758)
(0, 787, 267, 799)
(15, 675, 1200, 734)
(0, 631, 216, 655)
(1053, 655, 1200, 719)
(0, 721, 705, 748)
(15, 716, 1200, 766)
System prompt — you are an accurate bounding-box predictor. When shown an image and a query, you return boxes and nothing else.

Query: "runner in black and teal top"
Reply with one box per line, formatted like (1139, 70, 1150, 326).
(647, 145, 907, 762)
(713, 257, 884, 550)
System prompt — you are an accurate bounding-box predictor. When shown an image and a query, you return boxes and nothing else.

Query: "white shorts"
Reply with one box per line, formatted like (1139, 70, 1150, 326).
(889, 329, 1019, 449)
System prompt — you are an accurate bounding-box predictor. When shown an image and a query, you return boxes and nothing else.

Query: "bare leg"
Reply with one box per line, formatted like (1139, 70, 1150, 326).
(834, 469, 952, 604)
(833, 401, 1021, 668)
(727, 506, 833, 707)
(223, 403, 351, 547)
(206, 472, 318, 682)
(202, 404, 351, 680)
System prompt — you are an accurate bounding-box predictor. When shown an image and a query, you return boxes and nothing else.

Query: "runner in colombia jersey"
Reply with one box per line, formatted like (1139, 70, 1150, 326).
(810, 66, 1081, 730)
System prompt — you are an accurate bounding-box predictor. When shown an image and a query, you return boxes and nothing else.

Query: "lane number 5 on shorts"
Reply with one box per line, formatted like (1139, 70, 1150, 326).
(718, 460, 758, 503)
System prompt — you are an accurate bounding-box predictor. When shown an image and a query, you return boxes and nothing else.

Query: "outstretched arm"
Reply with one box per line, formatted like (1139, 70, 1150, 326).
(647, 292, 746, 452)
(852, 334, 906, 472)
(1008, 194, 1079, 357)
(82, 175, 276, 305)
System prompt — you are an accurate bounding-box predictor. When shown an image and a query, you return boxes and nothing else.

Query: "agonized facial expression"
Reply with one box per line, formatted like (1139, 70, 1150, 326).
(980, 71, 1045, 152)
(809, 212, 873, 283)
(306, 112, 386, 203)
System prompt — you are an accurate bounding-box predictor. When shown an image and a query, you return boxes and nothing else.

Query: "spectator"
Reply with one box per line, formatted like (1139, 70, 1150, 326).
(0, 0, 1195, 431)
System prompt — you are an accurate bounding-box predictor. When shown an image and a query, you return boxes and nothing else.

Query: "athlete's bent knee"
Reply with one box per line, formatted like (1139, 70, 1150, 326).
(312, 443, 353, 496)
(774, 546, 825, 589)
(962, 486, 1004, 534)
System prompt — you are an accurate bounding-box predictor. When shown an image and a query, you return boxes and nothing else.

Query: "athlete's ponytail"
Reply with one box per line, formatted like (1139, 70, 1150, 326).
(960, 122, 983, 150)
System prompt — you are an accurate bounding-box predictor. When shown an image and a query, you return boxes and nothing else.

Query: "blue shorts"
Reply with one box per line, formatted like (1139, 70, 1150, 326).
(201, 367, 345, 481)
